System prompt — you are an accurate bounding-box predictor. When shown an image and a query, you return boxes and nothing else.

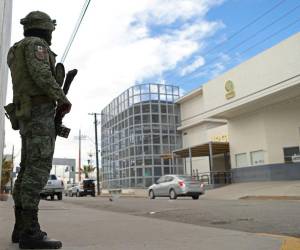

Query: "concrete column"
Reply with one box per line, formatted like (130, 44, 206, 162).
(189, 147, 192, 176)
(208, 142, 214, 184)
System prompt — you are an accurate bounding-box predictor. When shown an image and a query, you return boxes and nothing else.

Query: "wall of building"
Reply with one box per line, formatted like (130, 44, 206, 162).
(202, 33, 300, 115)
(228, 110, 267, 168)
(0, 1, 12, 187)
(177, 33, 300, 182)
(180, 91, 204, 127)
(228, 96, 300, 169)
(264, 96, 300, 164)
(182, 124, 207, 148)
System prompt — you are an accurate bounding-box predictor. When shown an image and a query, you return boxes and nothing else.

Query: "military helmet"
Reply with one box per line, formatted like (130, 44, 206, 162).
(20, 11, 56, 31)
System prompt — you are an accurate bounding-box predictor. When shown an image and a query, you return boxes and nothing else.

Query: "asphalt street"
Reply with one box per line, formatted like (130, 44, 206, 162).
(0, 197, 288, 250)
(63, 196, 300, 237)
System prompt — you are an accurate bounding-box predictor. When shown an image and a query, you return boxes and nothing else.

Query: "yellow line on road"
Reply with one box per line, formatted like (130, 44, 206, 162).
(256, 233, 300, 250)
(280, 237, 300, 250)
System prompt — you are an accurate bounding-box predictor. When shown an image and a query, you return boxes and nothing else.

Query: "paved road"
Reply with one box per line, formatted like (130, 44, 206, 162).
(0, 197, 288, 250)
(63, 196, 300, 237)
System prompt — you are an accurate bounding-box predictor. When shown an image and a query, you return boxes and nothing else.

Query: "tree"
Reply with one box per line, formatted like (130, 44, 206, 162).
(1, 157, 13, 194)
(82, 165, 95, 179)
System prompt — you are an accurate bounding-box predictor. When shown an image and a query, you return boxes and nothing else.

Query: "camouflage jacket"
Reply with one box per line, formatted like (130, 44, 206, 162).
(7, 36, 67, 119)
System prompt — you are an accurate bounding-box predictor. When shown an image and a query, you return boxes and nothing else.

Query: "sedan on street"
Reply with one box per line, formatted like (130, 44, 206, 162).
(148, 175, 205, 200)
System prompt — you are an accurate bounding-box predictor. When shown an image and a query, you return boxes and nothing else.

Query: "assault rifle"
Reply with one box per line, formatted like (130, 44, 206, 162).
(55, 63, 77, 138)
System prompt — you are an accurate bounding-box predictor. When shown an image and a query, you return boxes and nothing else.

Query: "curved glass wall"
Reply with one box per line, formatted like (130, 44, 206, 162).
(101, 83, 183, 188)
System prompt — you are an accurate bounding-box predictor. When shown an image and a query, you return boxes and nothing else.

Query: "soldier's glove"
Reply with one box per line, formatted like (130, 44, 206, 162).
(57, 98, 72, 116)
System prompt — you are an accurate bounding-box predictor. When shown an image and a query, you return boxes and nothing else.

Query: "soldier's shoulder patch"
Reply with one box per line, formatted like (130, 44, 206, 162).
(34, 45, 48, 61)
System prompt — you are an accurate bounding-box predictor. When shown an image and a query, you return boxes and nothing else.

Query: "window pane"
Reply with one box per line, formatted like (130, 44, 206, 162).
(134, 85, 140, 95)
(142, 104, 150, 113)
(141, 94, 150, 102)
(154, 157, 161, 165)
(153, 145, 161, 154)
(153, 135, 160, 144)
(141, 84, 149, 94)
(162, 135, 168, 144)
(151, 104, 159, 113)
(136, 157, 143, 166)
(152, 114, 159, 123)
(145, 168, 152, 177)
(164, 167, 170, 174)
(143, 134, 151, 144)
(136, 146, 143, 155)
(235, 153, 248, 168)
(250, 150, 265, 166)
(145, 158, 152, 165)
(159, 85, 165, 94)
(154, 167, 162, 176)
(144, 145, 152, 155)
(283, 147, 300, 163)
(142, 115, 150, 124)
(150, 84, 158, 93)
(161, 115, 168, 123)
(137, 168, 143, 176)
(134, 105, 140, 114)
(145, 178, 153, 187)
(134, 115, 141, 124)
(152, 125, 160, 133)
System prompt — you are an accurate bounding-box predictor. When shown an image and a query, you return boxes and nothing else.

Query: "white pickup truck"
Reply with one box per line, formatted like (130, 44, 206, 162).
(40, 174, 64, 200)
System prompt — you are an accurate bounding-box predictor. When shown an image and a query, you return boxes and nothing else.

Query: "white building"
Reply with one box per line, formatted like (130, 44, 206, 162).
(175, 32, 300, 183)
(0, 1, 12, 187)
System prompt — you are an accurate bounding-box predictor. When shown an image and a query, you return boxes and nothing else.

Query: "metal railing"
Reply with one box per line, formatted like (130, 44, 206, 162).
(192, 170, 232, 185)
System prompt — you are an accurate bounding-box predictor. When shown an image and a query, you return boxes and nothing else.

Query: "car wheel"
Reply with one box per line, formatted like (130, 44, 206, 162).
(169, 189, 177, 200)
(192, 195, 199, 200)
(57, 193, 63, 200)
(149, 190, 155, 199)
(91, 192, 96, 197)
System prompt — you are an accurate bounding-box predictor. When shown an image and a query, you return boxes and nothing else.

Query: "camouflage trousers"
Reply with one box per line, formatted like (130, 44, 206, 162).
(13, 103, 56, 210)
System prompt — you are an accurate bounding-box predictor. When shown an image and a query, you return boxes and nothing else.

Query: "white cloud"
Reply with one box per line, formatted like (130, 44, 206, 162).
(180, 57, 205, 76)
(5, 0, 225, 170)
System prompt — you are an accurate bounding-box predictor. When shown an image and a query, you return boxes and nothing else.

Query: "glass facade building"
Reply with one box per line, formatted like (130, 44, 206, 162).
(101, 83, 183, 188)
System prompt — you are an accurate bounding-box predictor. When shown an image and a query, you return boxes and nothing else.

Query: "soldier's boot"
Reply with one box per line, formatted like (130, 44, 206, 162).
(11, 207, 47, 243)
(11, 206, 22, 243)
(19, 209, 62, 249)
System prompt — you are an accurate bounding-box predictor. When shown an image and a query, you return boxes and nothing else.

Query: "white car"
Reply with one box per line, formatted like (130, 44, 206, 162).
(148, 175, 205, 200)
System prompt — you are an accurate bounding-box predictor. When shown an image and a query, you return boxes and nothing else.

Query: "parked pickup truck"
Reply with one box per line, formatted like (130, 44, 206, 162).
(40, 174, 64, 200)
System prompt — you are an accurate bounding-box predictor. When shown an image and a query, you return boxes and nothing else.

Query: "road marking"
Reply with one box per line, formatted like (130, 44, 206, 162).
(256, 233, 300, 250)
(280, 237, 300, 250)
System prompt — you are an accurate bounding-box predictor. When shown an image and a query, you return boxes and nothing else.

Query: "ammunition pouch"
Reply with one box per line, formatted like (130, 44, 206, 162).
(4, 103, 19, 130)
(15, 96, 32, 120)
(56, 124, 70, 138)
(31, 95, 54, 105)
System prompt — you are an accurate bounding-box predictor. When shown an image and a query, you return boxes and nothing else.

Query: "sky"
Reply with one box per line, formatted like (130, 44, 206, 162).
(4, 0, 300, 177)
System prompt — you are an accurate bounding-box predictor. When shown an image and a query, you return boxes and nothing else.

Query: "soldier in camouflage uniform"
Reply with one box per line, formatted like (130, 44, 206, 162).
(7, 11, 71, 249)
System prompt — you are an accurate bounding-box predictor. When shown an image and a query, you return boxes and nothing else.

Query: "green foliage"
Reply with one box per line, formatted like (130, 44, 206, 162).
(82, 165, 95, 179)
(1, 157, 13, 192)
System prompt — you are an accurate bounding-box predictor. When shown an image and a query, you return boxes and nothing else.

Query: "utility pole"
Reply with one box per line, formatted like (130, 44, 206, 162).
(79, 129, 81, 182)
(88, 113, 101, 195)
(74, 130, 87, 183)
(10, 145, 14, 193)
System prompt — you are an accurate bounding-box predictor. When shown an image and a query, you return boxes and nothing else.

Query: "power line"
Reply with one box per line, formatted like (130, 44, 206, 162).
(205, 0, 288, 55)
(240, 17, 300, 56)
(178, 7, 300, 84)
(225, 3, 300, 54)
(61, 0, 92, 63)
(163, 0, 288, 81)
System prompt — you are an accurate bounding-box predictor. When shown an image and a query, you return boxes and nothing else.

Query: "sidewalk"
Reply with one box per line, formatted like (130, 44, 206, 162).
(101, 181, 300, 200)
(0, 197, 296, 250)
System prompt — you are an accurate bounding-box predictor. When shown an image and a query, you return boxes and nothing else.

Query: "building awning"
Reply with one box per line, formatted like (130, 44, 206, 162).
(173, 141, 230, 158)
